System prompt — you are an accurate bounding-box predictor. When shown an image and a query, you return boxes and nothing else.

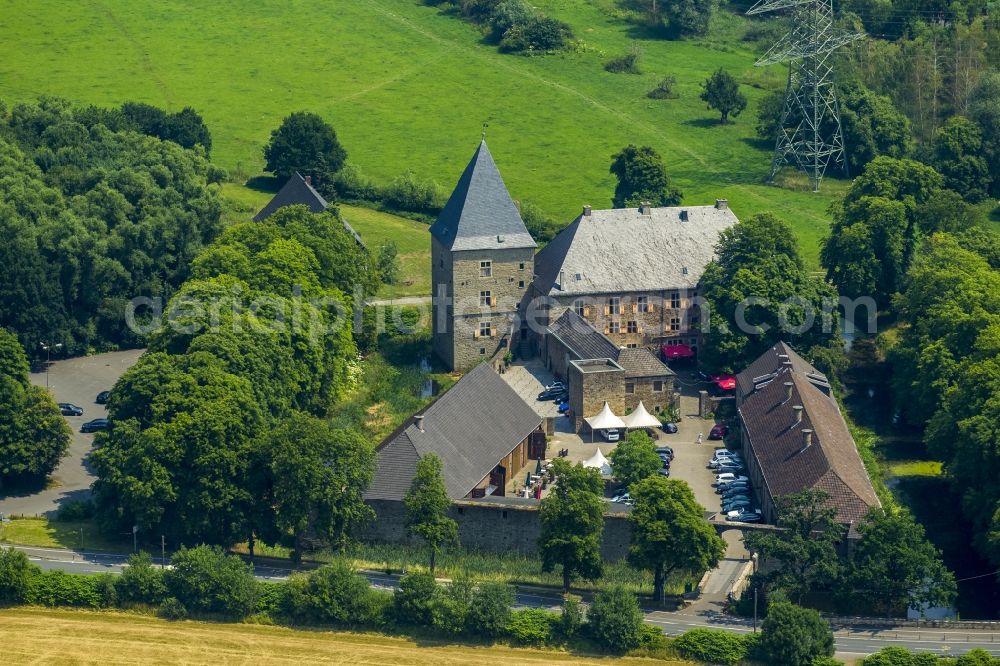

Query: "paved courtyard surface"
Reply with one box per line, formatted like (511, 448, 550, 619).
(0, 349, 143, 517)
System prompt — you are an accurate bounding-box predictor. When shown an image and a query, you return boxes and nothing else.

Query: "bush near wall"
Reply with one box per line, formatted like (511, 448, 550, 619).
(672, 627, 759, 665)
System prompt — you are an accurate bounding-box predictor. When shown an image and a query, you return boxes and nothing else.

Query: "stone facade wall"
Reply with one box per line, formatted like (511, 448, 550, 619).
(569, 361, 625, 431)
(363, 498, 632, 561)
(543, 330, 577, 382)
(433, 245, 534, 371)
(625, 375, 676, 414)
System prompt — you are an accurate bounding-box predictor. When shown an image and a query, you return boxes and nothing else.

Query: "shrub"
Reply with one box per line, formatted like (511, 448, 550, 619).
(647, 76, 679, 100)
(56, 499, 95, 521)
(332, 162, 379, 202)
(466, 582, 514, 639)
(758, 602, 834, 666)
(26, 570, 102, 607)
(558, 594, 583, 639)
(506, 608, 556, 646)
(164, 545, 260, 618)
(392, 571, 437, 626)
(673, 627, 754, 665)
(383, 170, 443, 214)
(604, 46, 642, 74)
(284, 561, 388, 626)
(586, 586, 644, 653)
(430, 577, 472, 635)
(0, 547, 37, 603)
(498, 15, 572, 53)
(159, 596, 188, 620)
(93, 573, 118, 608)
(637, 623, 671, 652)
(116, 551, 167, 605)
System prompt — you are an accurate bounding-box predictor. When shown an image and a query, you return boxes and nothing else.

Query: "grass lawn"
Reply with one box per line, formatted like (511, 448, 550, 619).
(0, 518, 132, 554)
(0, 0, 853, 268)
(0, 607, 693, 665)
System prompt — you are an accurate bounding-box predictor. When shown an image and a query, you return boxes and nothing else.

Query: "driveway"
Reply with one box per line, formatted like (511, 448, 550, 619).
(0, 349, 143, 517)
(500, 360, 561, 420)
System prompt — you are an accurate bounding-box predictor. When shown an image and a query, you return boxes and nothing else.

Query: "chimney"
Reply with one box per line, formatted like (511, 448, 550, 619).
(783, 382, 794, 402)
(583, 205, 592, 216)
(414, 415, 425, 432)
(680, 209, 689, 221)
(304, 175, 312, 185)
(802, 428, 813, 448)
(639, 201, 651, 215)
(715, 198, 728, 210)
(793, 405, 803, 424)
(559, 271, 565, 291)
(782, 360, 793, 369)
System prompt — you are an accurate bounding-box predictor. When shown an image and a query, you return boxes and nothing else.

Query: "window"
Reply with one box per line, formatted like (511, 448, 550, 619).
(480, 290, 492, 307)
(479, 321, 493, 338)
(626, 343, 638, 349)
(519, 262, 525, 270)
(574, 299, 586, 317)
(502, 510, 508, 519)
(627, 320, 638, 334)
(480, 260, 492, 277)
(518, 280, 525, 289)
(670, 291, 681, 308)
(609, 296, 621, 314)
(653, 380, 663, 392)
(480, 347, 486, 355)
(625, 383, 635, 394)
(637, 295, 649, 313)
(608, 320, 621, 334)
(670, 318, 681, 332)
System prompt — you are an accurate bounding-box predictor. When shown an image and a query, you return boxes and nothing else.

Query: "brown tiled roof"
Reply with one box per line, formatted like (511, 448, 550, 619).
(365, 364, 542, 501)
(735, 341, 827, 400)
(739, 360, 879, 526)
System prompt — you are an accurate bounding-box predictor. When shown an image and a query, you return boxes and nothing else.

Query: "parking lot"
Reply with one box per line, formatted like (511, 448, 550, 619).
(0, 349, 142, 517)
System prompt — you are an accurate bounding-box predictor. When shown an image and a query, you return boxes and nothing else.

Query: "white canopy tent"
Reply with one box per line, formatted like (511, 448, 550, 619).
(582, 447, 613, 477)
(584, 402, 626, 431)
(621, 401, 662, 430)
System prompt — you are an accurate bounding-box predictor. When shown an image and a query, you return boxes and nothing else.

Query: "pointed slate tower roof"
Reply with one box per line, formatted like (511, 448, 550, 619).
(429, 141, 536, 251)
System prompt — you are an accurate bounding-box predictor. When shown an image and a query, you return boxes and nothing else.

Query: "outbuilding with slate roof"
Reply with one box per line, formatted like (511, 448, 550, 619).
(734, 343, 880, 538)
(253, 172, 364, 246)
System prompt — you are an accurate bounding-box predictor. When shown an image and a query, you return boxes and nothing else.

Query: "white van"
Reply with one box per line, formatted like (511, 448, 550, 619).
(604, 428, 621, 442)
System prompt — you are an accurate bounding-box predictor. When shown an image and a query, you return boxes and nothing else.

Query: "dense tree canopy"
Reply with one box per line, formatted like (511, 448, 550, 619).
(609, 144, 682, 208)
(758, 602, 835, 666)
(969, 70, 1000, 198)
(538, 459, 605, 592)
(608, 430, 661, 491)
(699, 213, 840, 373)
(263, 111, 347, 187)
(404, 453, 458, 574)
(931, 115, 992, 202)
(0, 97, 223, 355)
(0, 328, 70, 488)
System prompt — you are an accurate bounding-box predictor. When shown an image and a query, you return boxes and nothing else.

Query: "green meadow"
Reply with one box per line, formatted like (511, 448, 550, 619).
(2, 0, 850, 269)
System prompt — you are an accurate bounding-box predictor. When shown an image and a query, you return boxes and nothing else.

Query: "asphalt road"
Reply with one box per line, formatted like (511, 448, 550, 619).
(9, 544, 1000, 658)
(0, 350, 143, 517)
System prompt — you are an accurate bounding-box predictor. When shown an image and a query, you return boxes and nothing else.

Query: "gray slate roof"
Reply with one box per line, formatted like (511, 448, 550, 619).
(738, 343, 879, 526)
(547, 310, 673, 379)
(429, 141, 536, 252)
(366, 364, 542, 501)
(253, 172, 364, 246)
(534, 204, 738, 296)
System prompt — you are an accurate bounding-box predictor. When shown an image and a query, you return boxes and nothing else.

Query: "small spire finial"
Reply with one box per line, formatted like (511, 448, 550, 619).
(481, 122, 488, 142)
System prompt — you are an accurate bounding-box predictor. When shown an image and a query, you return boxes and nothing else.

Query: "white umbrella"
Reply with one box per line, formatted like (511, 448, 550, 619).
(621, 401, 661, 430)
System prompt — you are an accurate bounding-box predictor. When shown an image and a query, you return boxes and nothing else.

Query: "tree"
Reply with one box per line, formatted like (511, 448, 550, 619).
(609, 144, 682, 208)
(699, 213, 840, 373)
(744, 490, 845, 602)
(466, 582, 514, 638)
(0, 546, 37, 603)
(700, 69, 747, 124)
(377, 241, 400, 285)
(263, 111, 347, 185)
(266, 414, 375, 562)
(115, 551, 167, 605)
(758, 601, 834, 666)
(931, 115, 991, 202)
(585, 585, 644, 653)
(608, 430, 661, 491)
(969, 70, 1000, 198)
(283, 560, 386, 625)
(403, 453, 457, 574)
(163, 545, 260, 618)
(628, 476, 726, 604)
(844, 508, 956, 616)
(538, 459, 605, 592)
(392, 571, 437, 626)
(0, 329, 70, 488)
(160, 107, 212, 154)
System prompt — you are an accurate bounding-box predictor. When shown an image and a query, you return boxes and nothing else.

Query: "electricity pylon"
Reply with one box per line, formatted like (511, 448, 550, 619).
(747, 0, 864, 191)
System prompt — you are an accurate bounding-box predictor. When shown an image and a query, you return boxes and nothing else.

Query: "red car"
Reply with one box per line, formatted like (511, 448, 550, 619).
(709, 424, 728, 440)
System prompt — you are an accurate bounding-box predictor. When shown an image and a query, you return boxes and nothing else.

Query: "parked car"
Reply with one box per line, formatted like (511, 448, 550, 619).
(713, 474, 749, 486)
(726, 510, 763, 523)
(721, 496, 752, 508)
(657, 468, 670, 477)
(658, 452, 672, 463)
(716, 482, 750, 494)
(610, 493, 630, 503)
(709, 424, 728, 440)
(660, 458, 671, 469)
(721, 487, 751, 499)
(656, 446, 674, 457)
(715, 465, 745, 475)
(545, 381, 566, 392)
(80, 418, 109, 433)
(722, 500, 753, 513)
(695, 369, 712, 383)
(557, 401, 570, 414)
(551, 391, 568, 403)
(604, 428, 621, 443)
(661, 422, 678, 434)
(58, 403, 83, 416)
(537, 387, 566, 401)
(714, 448, 740, 457)
(708, 456, 741, 469)
(95, 390, 111, 404)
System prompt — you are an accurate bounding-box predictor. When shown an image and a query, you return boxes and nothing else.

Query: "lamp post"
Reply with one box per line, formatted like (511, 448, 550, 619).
(40, 342, 62, 389)
(751, 552, 759, 632)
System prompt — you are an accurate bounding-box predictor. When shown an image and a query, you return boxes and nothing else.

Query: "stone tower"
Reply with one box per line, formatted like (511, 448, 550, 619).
(430, 141, 536, 372)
